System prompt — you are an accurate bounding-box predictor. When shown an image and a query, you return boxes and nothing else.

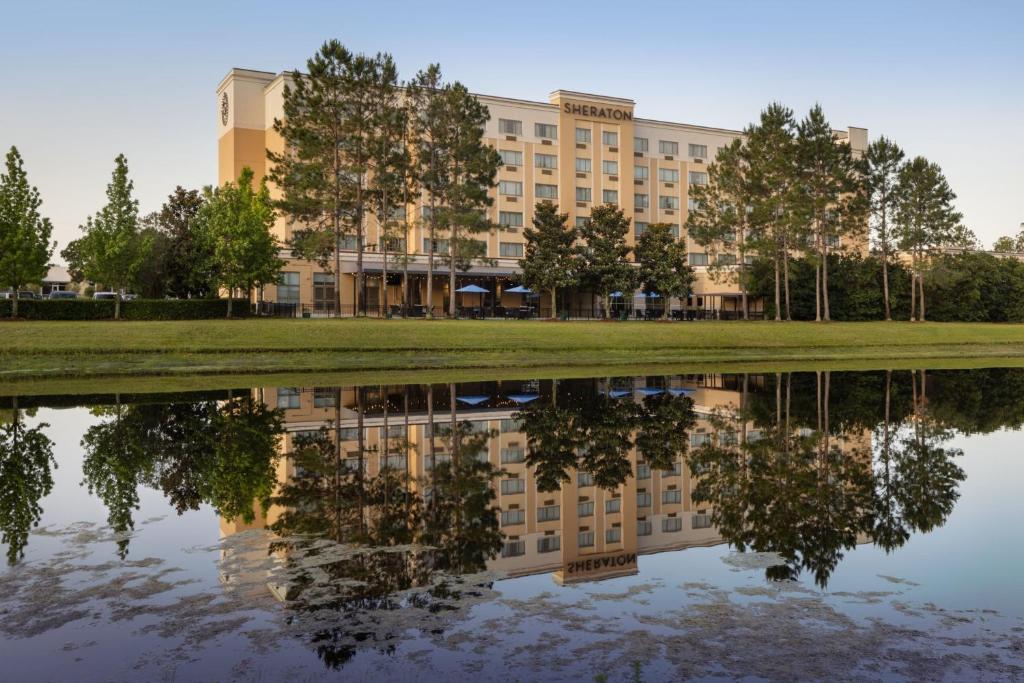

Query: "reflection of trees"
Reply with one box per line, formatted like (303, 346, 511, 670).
(693, 370, 963, 588)
(81, 396, 284, 558)
(521, 379, 696, 492)
(0, 401, 56, 565)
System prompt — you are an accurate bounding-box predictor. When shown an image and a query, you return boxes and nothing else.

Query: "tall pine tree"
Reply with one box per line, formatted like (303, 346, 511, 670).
(578, 204, 636, 319)
(634, 223, 694, 320)
(864, 137, 905, 320)
(522, 201, 578, 318)
(0, 147, 54, 317)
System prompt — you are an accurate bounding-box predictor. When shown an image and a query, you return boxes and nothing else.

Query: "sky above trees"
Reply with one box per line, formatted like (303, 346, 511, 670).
(1, 0, 1021, 257)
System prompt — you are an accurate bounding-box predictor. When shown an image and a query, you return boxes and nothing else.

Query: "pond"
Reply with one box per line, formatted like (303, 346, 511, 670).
(1, 369, 1023, 681)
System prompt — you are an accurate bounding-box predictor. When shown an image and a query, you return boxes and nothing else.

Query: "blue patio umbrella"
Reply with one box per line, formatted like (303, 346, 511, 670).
(606, 389, 632, 399)
(668, 388, 695, 397)
(505, 285, 532, 294)
(455, 284, 489, 293)
(638, 387, 664, 396)
(508, 393, 540, 403)
(610, 291, 624, 298)
(456, 395, 490, 405)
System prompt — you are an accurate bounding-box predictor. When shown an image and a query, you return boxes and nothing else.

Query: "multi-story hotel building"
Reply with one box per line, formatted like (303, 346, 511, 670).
(218, 68, 868, 317)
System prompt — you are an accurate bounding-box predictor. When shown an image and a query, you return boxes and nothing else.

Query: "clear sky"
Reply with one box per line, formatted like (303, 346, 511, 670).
(2, 0, 1021, 257)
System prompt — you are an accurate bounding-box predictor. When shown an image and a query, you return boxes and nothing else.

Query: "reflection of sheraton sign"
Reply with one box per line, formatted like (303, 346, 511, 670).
(563, 102, 633, 121)
(564, 552, 638, 576)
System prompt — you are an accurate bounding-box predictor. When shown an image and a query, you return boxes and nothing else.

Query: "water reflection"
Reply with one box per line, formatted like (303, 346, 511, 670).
(1, 369, 1011, 668)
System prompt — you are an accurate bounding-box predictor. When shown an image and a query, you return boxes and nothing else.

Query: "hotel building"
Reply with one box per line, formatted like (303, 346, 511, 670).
(218, 68, 869, 317)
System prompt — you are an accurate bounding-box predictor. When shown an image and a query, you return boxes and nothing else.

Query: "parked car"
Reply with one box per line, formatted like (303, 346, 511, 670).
(48, 291, 78, 300)
(93, 292, 120, 300)
(1, 290, 39, 300)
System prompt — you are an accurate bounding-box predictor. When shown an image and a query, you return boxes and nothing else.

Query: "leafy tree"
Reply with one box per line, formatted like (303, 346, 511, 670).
(155, 187, 213, 298)
(744, 104, 799, 320)
(945, 224, 980, 250)
(268, 40, 354, 314)
(634, 223, 694, 319)
(0, 403, 56, 565)
(793, 105, 867, 322)
(0, 147, 54, 317)
(64, 154, 148, 319)
(894, 156, 962, 321)
(864, 137, 905, 320)
(992, 235, 1017, 253)
(521, 202, 578, 318)
(578, 204, 636, 319)
(687, 139, 754, 318)
(199, 167, 283, 318)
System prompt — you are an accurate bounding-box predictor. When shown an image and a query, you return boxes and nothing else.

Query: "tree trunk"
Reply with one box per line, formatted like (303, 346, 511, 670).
(822, 240, 831, 322)
(602, 292, 610, 320)
(918, 271, 926, 322)
(227, 294, 233, 319)
(782, 248, 792, 321)
(356, 181, 365, 316)
(881, 247, 891, 321)
(448, 241, 457, 319)
(426, 216, 435, 319)
(114, 295, 120, 320)
(773, 256, 781, 321)
(11, 293, 18, 318)
(909, 260, 916, 321)
(550, 286, 558, 320)
(334, 221, 342, 317)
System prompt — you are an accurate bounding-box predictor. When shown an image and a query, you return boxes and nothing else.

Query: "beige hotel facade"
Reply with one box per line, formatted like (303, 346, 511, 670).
(218, 68, 869, 317)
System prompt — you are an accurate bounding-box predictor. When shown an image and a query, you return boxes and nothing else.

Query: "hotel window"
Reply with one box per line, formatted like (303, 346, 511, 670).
(423, 238, 450, 254)
(499, 149, 523, 167)
(499, 180, 523, 196)
(634, 165, 649, 180)
(717, 253, 737, 266)
(499, 211, 524, 228)
(687, 198, 700, 212)
(606, 528, 622, 543)
(689, 252, 710, 266)
(663, 490, 682, 504)
(720, 431, 739, 445)
(602, 130, 618, 146)
(380, 236, 406, 253)
(668, 224, 681, 238)
(578, 501, 595, 517)
(575, 127, 592, 143)
(535, 153, 558, 169)
(381, 424, 406, 439)
(634, 194, 649, 209)
(338, 234, 359, 251)
(578, 531, 595, 547)
(659, 196, 680, 210)
(538, 505, 561, 522)
(276, 388, 300, 409)
(500, 242, 524, 258)
(535, 123, 558, 139)
(659, 140, 679, 156)
(602, 190, 618, 204)
(658, 168, 679, 183)
(312, 389, 335, 408)
(499, 118, 522, 136)
(693, 513, 712, 529)
(576, 187, 592, 202)
(637, 462, 651, 479)
(578, 471, 594, 487)
(537, 536, 561, 553)
(500, 478, 526, 495)
(277, 272, 300, 305)
(606, 498, 621, 514)
(535, 183, 558, 199)
(688, 143, 708, 158)
(664, 461, 682, 477)
(501, 540, 526, 557)
(637, 492, 652, 507)
(575, 157, 592, 173)
(634, 221, 648, 237)
(500, 418, 525, 432)
(575, 216, 588, 227)
(602, 160, 619, 175)
(500, 447, 525, 464)
(663, 517, 683, 533)
(826, 234, 840, 248)
(691, 432, 712, 447)
(313, 273, 335, 310)
(634, 137, 649, 153)
(501, 509, 526, 526)
(637, 520, 653, 536)
(339, 427, 360, 440)
(689, 171, 709, 186)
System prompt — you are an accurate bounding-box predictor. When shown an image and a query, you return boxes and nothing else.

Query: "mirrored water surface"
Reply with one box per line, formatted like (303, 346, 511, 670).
(2, 369, 1023, 681)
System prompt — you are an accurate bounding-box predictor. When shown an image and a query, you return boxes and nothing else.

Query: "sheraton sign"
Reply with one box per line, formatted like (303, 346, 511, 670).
(562, 551, 638, 580)
(563, 102, 633, 121)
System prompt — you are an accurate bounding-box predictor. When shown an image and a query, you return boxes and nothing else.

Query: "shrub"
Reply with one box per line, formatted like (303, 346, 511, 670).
(0, 298, 251, 320)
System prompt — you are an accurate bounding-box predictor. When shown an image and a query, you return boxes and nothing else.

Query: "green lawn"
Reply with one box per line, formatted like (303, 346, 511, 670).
(4, 318, 1024, 384)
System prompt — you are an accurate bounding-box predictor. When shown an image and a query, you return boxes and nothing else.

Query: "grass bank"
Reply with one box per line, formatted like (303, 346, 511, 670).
(4, 318, 1024, 384)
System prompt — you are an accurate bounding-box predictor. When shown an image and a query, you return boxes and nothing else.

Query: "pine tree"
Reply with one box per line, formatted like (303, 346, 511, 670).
(0, 147, 54, 317)
(687, 139, 753, 319)
(864, 137, 905, 320)
(634, 223, 694, 319)
(894, 157, 962, 321)
(69, 154, 148, 319)
(521, 202, 578, 319)
(744, 104, 798, 320)
(578, 204, 636, 319)
(199, 168, 284, 318)
(793, 105, 866, 322)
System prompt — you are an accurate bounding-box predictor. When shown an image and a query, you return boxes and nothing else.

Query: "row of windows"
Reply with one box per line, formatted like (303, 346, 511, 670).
(497, 119, 713, 159)
(498, 153, 710, 187)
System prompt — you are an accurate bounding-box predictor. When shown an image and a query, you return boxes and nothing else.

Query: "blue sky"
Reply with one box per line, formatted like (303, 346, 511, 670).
(2, 0, 1021, 254)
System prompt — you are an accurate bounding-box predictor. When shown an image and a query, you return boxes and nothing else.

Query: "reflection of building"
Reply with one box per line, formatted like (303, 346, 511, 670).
(218, 68, 869, 317)
(222, 375, 873, 586)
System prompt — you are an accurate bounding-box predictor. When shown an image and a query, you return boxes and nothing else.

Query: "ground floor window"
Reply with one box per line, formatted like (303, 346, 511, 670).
(278, 272, 300, 305)
(313, 273, 335, 310)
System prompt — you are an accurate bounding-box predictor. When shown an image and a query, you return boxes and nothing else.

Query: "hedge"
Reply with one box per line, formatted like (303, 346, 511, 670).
(0, 298, 253, 320)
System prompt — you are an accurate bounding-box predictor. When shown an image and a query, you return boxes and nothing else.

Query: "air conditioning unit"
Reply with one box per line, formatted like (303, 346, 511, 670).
(694, 158, 704, 164)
